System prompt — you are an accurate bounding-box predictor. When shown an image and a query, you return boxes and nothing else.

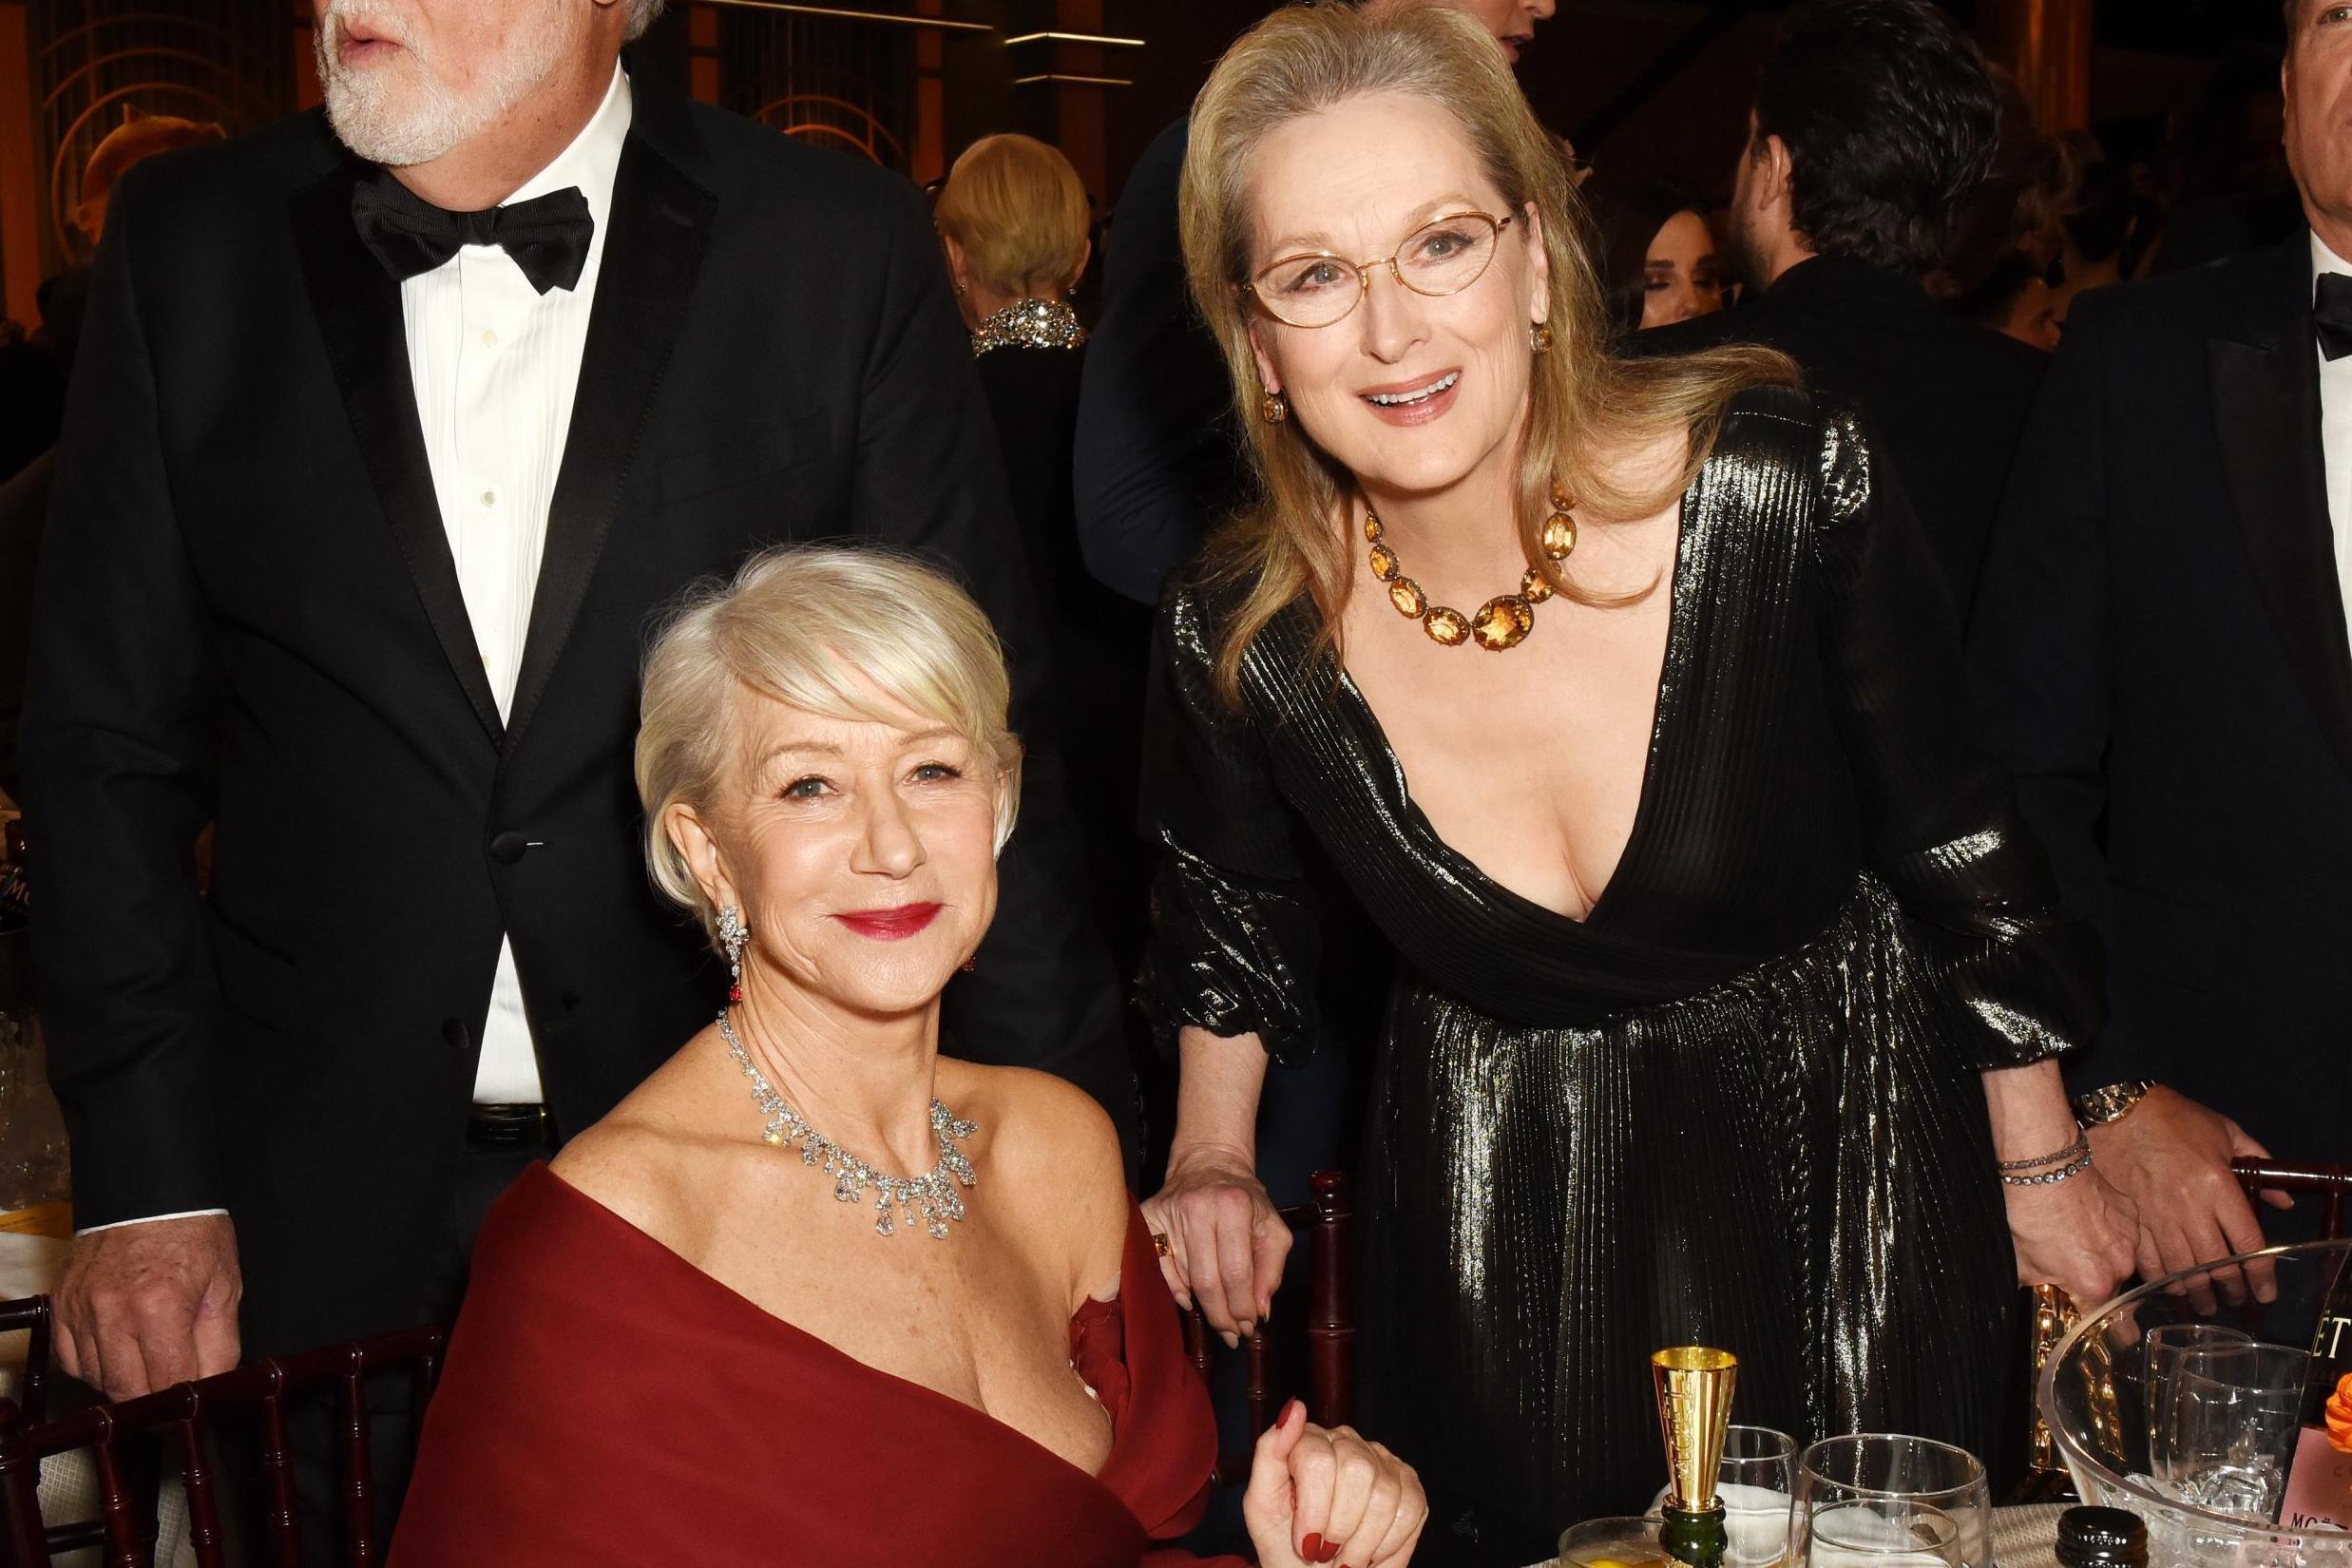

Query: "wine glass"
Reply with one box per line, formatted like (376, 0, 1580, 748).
(1792, 1436, 1990, 1568)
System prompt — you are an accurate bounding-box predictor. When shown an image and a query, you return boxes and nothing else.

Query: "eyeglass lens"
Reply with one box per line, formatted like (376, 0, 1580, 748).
(1253, 215, 1502, 326)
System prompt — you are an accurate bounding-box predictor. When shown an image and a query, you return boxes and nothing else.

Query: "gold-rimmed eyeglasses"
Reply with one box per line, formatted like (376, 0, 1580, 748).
(1241, 212, 1514, 329)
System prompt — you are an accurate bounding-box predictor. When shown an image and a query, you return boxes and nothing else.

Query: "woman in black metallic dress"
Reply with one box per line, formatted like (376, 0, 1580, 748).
(1135, 10, 2141, 1566)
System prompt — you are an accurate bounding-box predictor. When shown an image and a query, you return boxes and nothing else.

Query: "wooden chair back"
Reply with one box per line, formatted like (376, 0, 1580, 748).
(2232, 1157, 2352, 1240)
(1184, 1170, 1354, 1487)
(0, 1297, 443, 1568)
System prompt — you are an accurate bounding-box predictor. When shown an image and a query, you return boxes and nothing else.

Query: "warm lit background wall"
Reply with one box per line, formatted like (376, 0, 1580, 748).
(0, 0, 2288, 333)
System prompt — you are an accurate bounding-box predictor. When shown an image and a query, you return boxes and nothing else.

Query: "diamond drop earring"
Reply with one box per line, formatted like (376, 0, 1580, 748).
(717, 905, 749, 1004)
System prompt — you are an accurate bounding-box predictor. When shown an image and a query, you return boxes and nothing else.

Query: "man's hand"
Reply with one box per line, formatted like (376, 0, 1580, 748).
(53, 1214, 241, 1401)
(2088, 1086, 2292, 1312)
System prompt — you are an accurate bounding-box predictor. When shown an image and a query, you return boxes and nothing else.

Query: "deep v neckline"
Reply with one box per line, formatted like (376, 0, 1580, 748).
(1329, 473, 1700, 933)
(539, 1166, 1126, 1492)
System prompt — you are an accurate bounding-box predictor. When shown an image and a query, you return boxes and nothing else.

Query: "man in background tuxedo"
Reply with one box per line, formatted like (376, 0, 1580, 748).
(1969, 0, 2352, 1299)
(21, 0, 1132, 1423)
(1645, 0, 2043, 622)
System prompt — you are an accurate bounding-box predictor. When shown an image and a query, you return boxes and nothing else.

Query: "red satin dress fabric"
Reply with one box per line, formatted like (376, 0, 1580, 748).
(389, 1163, 1251, 1567)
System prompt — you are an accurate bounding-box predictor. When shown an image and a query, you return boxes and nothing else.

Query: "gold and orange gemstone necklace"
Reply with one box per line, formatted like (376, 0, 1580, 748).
(1365, 489, 1578, 651)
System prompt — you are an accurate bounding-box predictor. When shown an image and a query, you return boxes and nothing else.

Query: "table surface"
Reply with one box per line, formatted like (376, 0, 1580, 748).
(1531, 1501, 2071, 1568)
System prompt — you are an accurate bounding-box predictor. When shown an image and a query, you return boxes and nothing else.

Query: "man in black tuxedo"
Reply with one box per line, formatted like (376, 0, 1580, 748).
(1969, 0, 2352, 1294)
(21, 0, 1133, 1410)
(1643, 0, 2044, 623)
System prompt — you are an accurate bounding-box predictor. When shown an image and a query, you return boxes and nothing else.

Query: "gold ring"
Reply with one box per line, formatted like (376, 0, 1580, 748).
(1151, 1231, 1172, 1259)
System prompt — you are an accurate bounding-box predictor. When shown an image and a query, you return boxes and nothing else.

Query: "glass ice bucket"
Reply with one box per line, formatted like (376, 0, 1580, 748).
(2039, 1238, 2352, 1568)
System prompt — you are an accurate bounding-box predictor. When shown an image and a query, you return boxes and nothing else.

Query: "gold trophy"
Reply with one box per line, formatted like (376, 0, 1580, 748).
(1653, 1347, 1739, 1568)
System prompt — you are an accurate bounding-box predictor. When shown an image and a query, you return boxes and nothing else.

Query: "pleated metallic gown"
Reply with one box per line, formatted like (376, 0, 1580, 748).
(1142, 391, 2102, 1567)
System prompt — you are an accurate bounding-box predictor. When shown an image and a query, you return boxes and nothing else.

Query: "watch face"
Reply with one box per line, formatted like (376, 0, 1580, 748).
(2076, 1082, 2152, 1124)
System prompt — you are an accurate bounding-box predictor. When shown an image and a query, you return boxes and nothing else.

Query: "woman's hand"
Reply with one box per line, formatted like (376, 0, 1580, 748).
(1141, 1142, 1291, 1347)
(1244, 1400, 1427, 1568)
(1983, 1060, 2143, 1312)
(2005, 1166, 2141, 1310)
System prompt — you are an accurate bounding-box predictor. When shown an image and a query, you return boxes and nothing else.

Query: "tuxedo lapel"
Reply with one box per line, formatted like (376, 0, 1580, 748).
(503, 81, 717, 755)
(291, 167, 506, 747)
(2209, 236, 2352, 785)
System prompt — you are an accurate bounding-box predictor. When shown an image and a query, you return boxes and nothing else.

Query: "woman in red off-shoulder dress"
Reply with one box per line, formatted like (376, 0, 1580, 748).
(387, 547, 1427, 1568)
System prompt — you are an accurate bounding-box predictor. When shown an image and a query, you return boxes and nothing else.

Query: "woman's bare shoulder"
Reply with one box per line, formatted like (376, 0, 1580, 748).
(549, 1054, 724, 1252)
(944, 1061, 1130, 1300)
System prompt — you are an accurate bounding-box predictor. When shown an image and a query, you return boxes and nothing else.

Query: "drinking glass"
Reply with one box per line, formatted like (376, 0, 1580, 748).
(1792, 1436, 1991, 1568)
(2143, 1321, 2257, 1480)
(1793, 1501, 1962, 1568)
(2155, 1342, 2310, 1520)
(1727, 1427, 1798, 1568)
(1559, 1515, 1669, 1568)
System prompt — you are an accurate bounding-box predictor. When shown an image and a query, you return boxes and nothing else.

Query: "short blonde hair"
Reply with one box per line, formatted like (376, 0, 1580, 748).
(635, 545, 1024, 947)
(935, 133, 1092, 298)
(1180, 5, 1792, 698)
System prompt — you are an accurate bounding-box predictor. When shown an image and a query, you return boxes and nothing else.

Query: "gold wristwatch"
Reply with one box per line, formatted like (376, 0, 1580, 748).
(2071, 1080, 2155, 1127)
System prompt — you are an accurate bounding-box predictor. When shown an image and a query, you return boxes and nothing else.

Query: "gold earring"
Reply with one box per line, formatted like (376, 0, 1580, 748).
(1260, 391, 1290, 424)
(1530, 322, 1556, 354)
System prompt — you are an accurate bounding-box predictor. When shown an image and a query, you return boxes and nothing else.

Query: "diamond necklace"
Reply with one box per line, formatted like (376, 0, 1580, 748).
(716, 1006, 978, 1239)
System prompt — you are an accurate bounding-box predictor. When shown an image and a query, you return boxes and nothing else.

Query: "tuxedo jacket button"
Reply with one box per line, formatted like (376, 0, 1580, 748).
(488, 832, 528, 865)
(440, 1018, 469, 1051)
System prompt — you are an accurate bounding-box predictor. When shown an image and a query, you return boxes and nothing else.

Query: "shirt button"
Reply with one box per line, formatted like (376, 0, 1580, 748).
(481, 329, 498, 348)
(481, 490, 497, 508)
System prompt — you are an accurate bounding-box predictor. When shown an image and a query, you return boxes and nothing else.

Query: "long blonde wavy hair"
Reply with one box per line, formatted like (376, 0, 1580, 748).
(1179, 4, 1795, 699)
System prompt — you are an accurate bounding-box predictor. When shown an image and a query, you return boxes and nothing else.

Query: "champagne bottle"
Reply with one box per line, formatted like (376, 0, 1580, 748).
(1653, 1347, 1738, 1568)
(2280, 1249, 2352, 1532)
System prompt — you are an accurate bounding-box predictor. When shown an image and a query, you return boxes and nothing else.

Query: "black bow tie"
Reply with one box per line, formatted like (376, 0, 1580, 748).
(2318, 272, 2352, 362)
(350, 173, 594, 296)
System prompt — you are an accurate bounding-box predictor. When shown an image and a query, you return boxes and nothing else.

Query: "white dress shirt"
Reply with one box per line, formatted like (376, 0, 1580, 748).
(76, 69, 633, 1236)
(404, 64, 632, 1105)
(2313, 234, 2352, 634)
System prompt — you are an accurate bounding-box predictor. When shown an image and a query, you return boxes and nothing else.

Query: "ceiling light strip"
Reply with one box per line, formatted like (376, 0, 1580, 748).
(694, 0, 995, 32)
(1002, 30, 1147, 47)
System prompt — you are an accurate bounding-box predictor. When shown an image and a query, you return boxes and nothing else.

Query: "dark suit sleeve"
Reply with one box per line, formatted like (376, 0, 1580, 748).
(847, 180, 1138, 1162)
(1966, 296, 2160, 1092)
(1070, 120, 1236, 607)
(1810, 407, 2104, 1072)
(18, 168, 231, 1227)
(0, 453, 50, 797)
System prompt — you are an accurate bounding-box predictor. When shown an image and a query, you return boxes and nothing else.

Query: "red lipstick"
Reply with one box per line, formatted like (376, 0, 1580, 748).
(832, 903, 943, 941)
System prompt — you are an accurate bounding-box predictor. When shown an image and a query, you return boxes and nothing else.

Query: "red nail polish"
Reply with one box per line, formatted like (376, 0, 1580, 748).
(1301, 1534, 1324, 1559)
(1281, 1397, 1304, 1425)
